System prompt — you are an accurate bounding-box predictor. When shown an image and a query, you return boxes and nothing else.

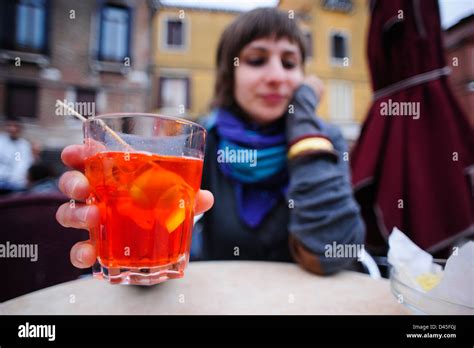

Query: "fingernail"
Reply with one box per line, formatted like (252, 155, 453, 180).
(78, 206, 90, 224)
(66, 176, 80, 196)
(76, 248, 84, 264)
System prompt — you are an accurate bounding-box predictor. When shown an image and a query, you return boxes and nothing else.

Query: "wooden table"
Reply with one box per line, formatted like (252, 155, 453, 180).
(0, 261, 409, 315)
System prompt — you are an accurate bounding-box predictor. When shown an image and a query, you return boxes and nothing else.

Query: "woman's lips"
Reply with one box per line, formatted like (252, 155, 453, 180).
(260, 94, 286, 105)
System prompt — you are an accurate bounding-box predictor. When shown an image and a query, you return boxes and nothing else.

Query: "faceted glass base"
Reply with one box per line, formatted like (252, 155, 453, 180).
(92, 255, 187, 285)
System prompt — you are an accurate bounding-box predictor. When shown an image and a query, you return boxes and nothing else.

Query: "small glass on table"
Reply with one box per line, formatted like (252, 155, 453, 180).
(83, 113, 206, 285)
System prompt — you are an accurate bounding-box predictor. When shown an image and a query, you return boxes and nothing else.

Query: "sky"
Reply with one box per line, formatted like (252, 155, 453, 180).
(161, 0, 474, 29)
(438, 0, 474, 28)
(160, 0, 278, 12)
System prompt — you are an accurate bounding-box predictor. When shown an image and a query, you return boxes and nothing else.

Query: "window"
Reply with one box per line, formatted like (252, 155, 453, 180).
(167, 20, 183, 46)
(330, 32, 349, 63)
(158, 77, 190, 111)
(330, 32, 350, 66)
(16, 0, 47, 51)
(303, 31, 313, 59)
(98, 5, 131, 62)
(163, 18, 187, 50)
(322, 0, 353, 13)
(0, 0, 48, 53)
(6, 83, 38, 119)
(76, 88, 96, 118)
(329, 80, 353, 122)
(63, 87, 96, 128)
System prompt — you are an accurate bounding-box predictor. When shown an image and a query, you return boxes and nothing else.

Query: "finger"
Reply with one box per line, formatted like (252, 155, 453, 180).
(195, 189, 214, 215)
(61, 145, 87, 171)
(56, 202, 100, 230)
(61, 140, 106, 171)
(70, 240, 96, 268)
(58, 171, 91, 201)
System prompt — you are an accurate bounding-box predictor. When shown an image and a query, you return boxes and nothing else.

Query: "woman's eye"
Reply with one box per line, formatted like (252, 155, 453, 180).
(282, 60, 297, 69)
(246, 58, 265, 66)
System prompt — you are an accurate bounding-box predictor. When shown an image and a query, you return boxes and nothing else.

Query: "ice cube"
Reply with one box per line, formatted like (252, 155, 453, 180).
(129, 161, 190, 209)
(157, 185, 190, 233)
(127, 159, 193, 232)
(164, 204, 185, 233)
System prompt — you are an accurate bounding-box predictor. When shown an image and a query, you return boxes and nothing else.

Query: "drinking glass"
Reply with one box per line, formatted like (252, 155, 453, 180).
(83, 113, 206, 285)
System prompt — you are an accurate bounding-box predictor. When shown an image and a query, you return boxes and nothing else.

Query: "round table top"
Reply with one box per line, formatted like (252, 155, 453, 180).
(1, 261, 409, 315)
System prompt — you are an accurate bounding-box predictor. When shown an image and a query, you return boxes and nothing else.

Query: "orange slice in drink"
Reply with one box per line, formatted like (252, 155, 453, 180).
(129, 161, 191, 232)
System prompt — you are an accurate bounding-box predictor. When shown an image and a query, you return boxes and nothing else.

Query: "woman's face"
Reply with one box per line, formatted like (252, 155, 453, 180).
(234, 37, 304, 125)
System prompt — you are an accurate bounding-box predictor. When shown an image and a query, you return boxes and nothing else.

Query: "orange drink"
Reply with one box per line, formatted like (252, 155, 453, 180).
(83, 114, 205, 285)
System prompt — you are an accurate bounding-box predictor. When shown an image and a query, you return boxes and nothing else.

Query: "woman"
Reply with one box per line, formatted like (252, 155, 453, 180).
(56, 8, 364, 275)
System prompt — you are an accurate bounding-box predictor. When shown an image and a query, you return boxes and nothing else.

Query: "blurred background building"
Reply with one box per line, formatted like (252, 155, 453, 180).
(0, 0, 154, 156)
(0, 0, 472, 155)
(151, 3, 238, 119)
(153, 0, 372, 143)
(279, 0, 370, 142)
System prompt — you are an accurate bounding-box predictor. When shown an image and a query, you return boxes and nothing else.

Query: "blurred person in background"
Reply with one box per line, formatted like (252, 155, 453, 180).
(55, 8, 365, 276)
(31, 140, 45, 162)
(26, 162, 60, 194)
(0, 118, 34, 195)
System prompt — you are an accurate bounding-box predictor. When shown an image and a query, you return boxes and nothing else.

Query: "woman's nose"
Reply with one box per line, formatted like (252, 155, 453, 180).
(264, 57, 286, 84)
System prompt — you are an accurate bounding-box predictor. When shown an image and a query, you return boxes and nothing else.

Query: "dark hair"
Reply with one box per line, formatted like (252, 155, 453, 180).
(213, 7, 307, 109)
